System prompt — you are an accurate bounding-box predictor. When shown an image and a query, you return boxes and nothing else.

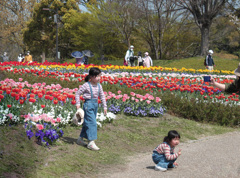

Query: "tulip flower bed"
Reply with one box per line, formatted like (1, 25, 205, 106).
(0, 60, 236, 76)
(0, 61, 240, 127)
(0, 78, 165, 126)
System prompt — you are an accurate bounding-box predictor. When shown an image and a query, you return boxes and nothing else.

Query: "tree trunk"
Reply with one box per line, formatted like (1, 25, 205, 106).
(200, 25, 210, 56)
(41, 51, 45, 63)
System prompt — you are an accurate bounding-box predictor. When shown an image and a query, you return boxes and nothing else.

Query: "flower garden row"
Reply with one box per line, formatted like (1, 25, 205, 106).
(1, 62, 239, 105)
(1, 61, 240, 145)
(0, 60, 236, 75)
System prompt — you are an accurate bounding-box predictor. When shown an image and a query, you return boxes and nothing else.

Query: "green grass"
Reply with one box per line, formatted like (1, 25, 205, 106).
(65, 52, 240, 71)
(1, 114, 237, 177)
(1, 53, 240, 177)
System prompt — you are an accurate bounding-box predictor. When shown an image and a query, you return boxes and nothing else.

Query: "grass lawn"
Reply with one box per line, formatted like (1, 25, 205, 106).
(66, 52, 239, 71)
(0, 114, 237, 177)
(1, 53, 240, 177)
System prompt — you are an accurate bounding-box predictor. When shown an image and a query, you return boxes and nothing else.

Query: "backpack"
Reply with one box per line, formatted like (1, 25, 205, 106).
(204, 58, 207, 66)
(204, 56, 208, 66)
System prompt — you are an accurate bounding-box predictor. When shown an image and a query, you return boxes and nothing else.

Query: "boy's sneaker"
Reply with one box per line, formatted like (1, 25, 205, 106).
(87, 141, 100, 151)
(155, 165, 167, 172)
(76, 137, 87, 146)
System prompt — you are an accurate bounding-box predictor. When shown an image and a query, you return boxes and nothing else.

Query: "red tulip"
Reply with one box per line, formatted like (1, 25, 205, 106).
(0, 94, 4, 99)
(29, 98, 36, 103)
(71, 100, 76, 105)
(19, 100, 24, 104)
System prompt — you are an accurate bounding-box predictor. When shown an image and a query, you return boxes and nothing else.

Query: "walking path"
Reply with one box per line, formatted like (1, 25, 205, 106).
(99, 131, 240, 178)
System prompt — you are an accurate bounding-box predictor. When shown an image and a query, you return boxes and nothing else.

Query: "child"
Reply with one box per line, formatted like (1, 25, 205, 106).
(75, 67, 107, 151)
(152, 130, 181, 171)
(137, 51, 144, 66)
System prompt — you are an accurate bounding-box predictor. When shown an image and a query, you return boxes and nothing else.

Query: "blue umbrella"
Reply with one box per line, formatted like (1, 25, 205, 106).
(82, 50, 94, 57)
(71, 51, 84, 58)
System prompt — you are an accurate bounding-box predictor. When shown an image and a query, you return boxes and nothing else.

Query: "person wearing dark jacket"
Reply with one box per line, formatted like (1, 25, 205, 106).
(206, 50, 215, 71)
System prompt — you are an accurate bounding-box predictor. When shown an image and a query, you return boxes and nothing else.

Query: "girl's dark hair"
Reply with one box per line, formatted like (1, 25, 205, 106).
(163, 130, 180, 143)
(138, 51, 142, 56)
(85, 67, 101, 82)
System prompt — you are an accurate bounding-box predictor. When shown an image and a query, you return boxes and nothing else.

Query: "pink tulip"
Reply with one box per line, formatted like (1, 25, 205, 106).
(145, 93, 150, 98)
(148, 95, 154, 100)
(130, 92, 136, 96)
(146, 100, 151, 104)
(116, 95, 122, 99)
(135, 99, 139, 103)
(51, 119, 56, 125)
(142, 96, 147, 100)
(36, 124, 44, 130)
(156, 97, 161, 103)
(117, 90, 122, 94)
(19, 78, 23, 82)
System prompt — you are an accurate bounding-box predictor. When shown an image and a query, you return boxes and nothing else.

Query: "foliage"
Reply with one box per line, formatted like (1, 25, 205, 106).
(176, 0, 227, 55)
(0, 0, 37, 58)
(23, 0, 80, 60)
(161, 93, 240, 127)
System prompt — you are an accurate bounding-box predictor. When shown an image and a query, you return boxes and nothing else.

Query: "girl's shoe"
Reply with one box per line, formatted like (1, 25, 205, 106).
(76, 137, 87, 146)
(87, 141, 100, 151)
(154, 165, 167, 172)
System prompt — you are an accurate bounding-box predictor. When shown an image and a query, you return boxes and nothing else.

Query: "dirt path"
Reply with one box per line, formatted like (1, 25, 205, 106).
(98, 131, 240, 178)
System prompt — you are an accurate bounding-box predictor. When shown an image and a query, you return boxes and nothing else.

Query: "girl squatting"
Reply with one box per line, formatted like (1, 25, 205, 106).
(152, 130, 182, 171)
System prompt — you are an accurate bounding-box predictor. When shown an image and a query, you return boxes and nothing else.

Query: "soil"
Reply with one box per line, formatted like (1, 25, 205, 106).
(98, 131, 240, 178)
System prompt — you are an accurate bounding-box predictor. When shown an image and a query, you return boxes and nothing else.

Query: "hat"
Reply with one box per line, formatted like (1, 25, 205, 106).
(208, 50, 213, 54)
(72, 108, 84, 126)
(144, 52, 149, 56)
(234, 63, 240, 77)
(130, 45, 134, 49)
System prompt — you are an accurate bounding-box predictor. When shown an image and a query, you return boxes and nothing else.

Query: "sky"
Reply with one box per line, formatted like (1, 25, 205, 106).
(79, 4, 88, 12)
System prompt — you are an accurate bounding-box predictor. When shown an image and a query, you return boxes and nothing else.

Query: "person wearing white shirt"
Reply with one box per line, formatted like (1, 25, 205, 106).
(18, 54, 23, 62)
(143, 52, 153, 67)
(125, 45, 134, 66)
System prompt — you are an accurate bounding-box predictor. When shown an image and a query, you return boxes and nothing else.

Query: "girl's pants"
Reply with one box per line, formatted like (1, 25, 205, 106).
(152, 151, 176, 169)
(80, 99, 98, 141)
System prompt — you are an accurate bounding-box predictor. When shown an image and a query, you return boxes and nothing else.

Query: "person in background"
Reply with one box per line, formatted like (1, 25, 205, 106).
(137, 51, 144, 66)
(152, 130, 182, 172)
(76, 57, 84, 65)
(206, 50, 215, 71)
(125, 45, 134, 66)
(18, 53, 23, 62)
(75, 67, 107, 151)
(211, 62, 240, 93)
(83, 56, 89, 65)
(1, 52, 9, 62)
(143, 52, 153, 67)
(23, 51, 33, 63)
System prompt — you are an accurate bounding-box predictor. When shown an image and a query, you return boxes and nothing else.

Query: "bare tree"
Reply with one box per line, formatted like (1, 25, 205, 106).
(91, 0, 140, 47)
(0, 0, 36, 58)
(137, 0, 190, 59)
(176, 0, 227, 56)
